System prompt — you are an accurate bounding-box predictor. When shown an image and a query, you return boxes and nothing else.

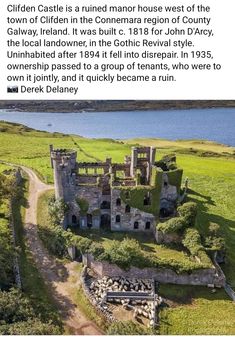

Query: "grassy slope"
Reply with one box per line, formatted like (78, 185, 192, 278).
(125, 138, 235, 155)
(1, 121, 235, 334)
(0, 121, 131, 183)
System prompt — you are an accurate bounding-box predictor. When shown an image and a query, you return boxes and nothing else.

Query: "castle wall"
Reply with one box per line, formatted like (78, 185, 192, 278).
(155, 230, 182, 244)
(75, 185, 103, 211)
(51, 146, 183, 232)
(111, 189, 155, 231)
(83, 254, 226, 287)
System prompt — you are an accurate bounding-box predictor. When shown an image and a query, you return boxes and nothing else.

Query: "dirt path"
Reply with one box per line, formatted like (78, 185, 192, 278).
(22, 166, 103, 335)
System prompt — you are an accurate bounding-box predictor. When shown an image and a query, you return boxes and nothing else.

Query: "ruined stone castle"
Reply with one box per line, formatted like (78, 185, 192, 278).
(50, 145, 183, 231)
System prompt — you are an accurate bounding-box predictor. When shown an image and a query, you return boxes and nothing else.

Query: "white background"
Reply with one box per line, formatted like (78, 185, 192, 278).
(0, 0, 234, 100)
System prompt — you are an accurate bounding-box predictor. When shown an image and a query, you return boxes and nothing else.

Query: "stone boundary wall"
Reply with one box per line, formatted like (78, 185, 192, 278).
(10, 197, 22, 288)
(80, 266, 116, 323)
(224, 283, 235, 301)
(214, 252, 235, 301)
(83, 254, 226, 287)
(155, 230, 182, 244)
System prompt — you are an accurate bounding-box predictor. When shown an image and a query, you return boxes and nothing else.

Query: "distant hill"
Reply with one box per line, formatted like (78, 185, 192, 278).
(0, 100, 235, 113)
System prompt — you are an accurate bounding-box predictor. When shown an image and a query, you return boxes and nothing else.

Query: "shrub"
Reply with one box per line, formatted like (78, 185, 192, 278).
(178, 201, 197, 226)
(73, 236, 93, 254)
(208, 222, 221, 235)
(1, 318, 61, 335)
(157, 217, 187, 234)
(0, 218, 15, 289)
(88, 242, 105, 258)
(0, 288, 35, 323)
(76, 197, 89, 215)
(205, 222, 225, 251)
(98, 238, 145, 270)
(0, 288, 61, 335)
(38, 223, 73, 258)
(204, 236, 225, 252)
(48, 197, 69, 225)
(182, 228, 203, 256)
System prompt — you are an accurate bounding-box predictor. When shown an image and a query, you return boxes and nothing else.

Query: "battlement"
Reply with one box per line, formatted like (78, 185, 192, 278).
(50, 149, 77, 161)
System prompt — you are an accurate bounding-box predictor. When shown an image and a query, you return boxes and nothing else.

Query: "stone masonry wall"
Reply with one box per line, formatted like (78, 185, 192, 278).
(111, 189, 155, 231)
(83, 254, 226, 287)
(75, 185, 103, 211)
(155, 230, 182, 244)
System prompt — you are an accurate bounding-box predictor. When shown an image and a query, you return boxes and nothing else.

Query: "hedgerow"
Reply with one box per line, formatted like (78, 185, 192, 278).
(157, 217, 187, 234)
(157, 202, 198, 234)
(178, 201, 197, 226)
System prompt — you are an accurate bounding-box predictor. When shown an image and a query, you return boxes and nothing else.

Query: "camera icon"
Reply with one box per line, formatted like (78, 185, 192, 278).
(7, 86, 18, 93)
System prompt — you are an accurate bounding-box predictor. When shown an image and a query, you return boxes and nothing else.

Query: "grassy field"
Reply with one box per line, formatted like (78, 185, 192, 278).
(1, 121, 235, 334)
(0, 121, 131, 183)
(159, 284, 235, 334)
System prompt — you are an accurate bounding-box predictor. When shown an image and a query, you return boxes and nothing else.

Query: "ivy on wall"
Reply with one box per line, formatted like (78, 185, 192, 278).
(76, 197, 89, 215)
(167, 168, 183, 193)
(118, 168, 163, 216)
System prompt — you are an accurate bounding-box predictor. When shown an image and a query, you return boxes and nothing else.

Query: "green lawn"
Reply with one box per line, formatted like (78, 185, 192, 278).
(1, 121, 235, 334)
(159, 284, 235, 334)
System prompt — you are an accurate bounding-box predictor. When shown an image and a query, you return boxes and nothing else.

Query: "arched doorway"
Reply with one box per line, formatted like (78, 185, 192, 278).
(87, 214, 92, 228)
(116, 198, 121, 206)
(145, 221, 151, 230)
(160, 208, 170, 218)
(134, 221, 139, 229)
(72, 215, 77, 224)
(125, 204, 131, 213)
(100, 214, 111, 230)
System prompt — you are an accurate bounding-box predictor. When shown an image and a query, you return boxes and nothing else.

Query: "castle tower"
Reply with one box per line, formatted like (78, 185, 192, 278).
(50, 146, 77, 201)
(130, 147, 138, 177)
(130, 146, 156, 184)
(150, 146, 156, 166)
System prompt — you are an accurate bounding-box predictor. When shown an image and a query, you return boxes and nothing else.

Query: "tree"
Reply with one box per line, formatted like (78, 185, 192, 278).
(0, 219, 14, 289)
(48, 197, 69, 225)
(98, 238, 144, 269)
(0, 173, 16, 202)
(1, 318, 61, 335)
(0, 288, 35, 323)
(0, 288, 61, 335)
